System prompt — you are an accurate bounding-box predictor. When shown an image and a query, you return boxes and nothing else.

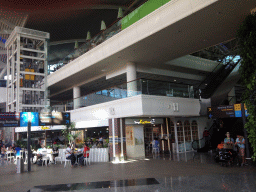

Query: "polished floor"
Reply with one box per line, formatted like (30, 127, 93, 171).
(0, 152, 256, 192)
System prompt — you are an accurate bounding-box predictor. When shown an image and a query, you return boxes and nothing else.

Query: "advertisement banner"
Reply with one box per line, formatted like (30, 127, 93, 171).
(0, 112, 20, 127)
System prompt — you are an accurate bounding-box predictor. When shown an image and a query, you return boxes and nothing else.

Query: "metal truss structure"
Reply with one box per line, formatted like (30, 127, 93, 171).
(5, 27, 50, 112)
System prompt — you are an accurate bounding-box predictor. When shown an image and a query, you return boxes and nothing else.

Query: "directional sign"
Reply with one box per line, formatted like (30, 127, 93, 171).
(208, 103, 249, 119)
(39, 112, 52, 126)
(207, 107, 213, 119)
(62, 112, 70, 125)
(39, 112, 70, 126)
(0, 112, 20, 127)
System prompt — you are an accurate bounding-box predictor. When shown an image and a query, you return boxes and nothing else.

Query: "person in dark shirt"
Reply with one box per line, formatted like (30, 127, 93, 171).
(203, 128, 211, 148)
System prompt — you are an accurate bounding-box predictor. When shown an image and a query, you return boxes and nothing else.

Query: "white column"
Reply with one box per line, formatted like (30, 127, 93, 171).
(126, 62, 137, 97)
(228, 87, 236, 105)
(73, 86, 81, 109)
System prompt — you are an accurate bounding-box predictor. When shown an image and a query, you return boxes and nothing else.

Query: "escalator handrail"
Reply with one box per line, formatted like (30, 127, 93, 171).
(196, 51, 239, 90)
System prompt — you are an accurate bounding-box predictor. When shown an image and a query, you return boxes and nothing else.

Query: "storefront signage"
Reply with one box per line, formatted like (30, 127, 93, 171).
(126, 118, 163, 125)
(0, 112, 20, 127)
(134, 119, 155, 124)
(41, 126, 50, 130)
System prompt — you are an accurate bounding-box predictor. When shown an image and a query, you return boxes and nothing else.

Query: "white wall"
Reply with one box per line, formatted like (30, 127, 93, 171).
(71, 95, 201, 125)
(141, 95, 200, 117)
(0, 87, 6, 103)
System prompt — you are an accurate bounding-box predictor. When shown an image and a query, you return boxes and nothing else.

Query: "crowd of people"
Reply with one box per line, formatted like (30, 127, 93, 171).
(65, 143, 90, 167)
(0, 143, 22, 160)
(216, 131, 247, 166)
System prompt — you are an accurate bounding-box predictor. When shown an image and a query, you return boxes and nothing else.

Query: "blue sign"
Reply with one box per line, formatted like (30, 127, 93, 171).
(235, 111, 242, 117)
(245, 110, 249, 117)
(20, 112, 39, 127)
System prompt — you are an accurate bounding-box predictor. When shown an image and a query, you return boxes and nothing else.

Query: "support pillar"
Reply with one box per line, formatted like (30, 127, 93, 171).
(126, 63, 137, 97)
(73, 86, 81, 109)
(109, 118, 126, 162)
(228, 87, 236, 105)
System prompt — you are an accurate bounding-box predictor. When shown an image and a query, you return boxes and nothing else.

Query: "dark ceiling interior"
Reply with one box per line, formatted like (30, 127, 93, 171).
(0, 0, 146, 64)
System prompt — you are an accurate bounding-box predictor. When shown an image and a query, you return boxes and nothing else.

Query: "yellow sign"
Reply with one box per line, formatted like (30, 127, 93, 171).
(134, 119, 155, 124)
(41, 126, 50, 130)
(234, 104, 241, 111)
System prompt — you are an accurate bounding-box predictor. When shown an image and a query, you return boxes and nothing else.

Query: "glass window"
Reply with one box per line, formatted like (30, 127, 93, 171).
(191, 120, 198, 140)
(176, 121, 183, 143)
(184, 120, 191, 142)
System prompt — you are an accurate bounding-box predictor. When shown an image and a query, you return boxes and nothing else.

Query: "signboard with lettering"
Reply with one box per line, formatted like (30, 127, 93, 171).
(208, 103, 249, 119)
(39, 112, 52, 126)
(125, 118, 163, 125)
(39, 112, 70, 126)
(0, 112, 20, 127)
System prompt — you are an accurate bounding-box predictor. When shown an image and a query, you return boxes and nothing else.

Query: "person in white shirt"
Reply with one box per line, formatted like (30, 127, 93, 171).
(65, 145, 76, 167)
(65, 145, 72, 158)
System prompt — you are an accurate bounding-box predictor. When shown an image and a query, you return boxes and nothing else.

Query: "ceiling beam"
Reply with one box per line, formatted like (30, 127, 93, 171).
(0, 17, 16, 29)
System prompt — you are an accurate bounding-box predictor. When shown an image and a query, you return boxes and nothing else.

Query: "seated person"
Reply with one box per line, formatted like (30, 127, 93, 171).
(52, 146, 59, 161)
(1, 144, 6, 158)
(36, 145, 46, 160)
(79, 143, 90, 166)
(65, 145, 76, 167)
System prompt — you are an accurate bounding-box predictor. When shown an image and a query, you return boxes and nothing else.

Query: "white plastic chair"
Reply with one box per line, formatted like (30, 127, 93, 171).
(41, 151, 50, 166)
(84, 151, 91, 166)
(7, 151, 15, 162)
(64, 150, 71, 168)
(55, 150, 63, 164)
(152, 147, 160, 154)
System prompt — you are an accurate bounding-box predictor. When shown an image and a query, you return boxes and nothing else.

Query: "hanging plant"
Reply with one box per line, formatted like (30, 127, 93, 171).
(237, 13, 256, 160)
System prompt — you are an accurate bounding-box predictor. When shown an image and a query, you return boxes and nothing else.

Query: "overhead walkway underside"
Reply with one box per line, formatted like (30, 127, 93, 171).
(47, 0, 255, 98)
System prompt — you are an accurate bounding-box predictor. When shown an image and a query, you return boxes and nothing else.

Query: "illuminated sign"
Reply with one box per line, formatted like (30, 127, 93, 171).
(39, 112, 70, 126)
(208, 104, 249, 119)
(0, 112, 20, 127)
(20, 112, 39, 127)
(41, 126, 50, 130)
(134, 119, 155, 124)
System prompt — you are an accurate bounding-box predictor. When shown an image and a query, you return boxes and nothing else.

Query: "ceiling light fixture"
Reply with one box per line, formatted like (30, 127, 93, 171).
(174, 79, 176, 82)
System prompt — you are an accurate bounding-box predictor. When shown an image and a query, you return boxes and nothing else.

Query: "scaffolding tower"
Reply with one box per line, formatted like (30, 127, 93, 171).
(5, 27, 50, 112)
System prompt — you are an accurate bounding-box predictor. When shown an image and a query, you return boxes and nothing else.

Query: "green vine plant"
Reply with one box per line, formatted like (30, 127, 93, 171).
(237, 13, 256, 161)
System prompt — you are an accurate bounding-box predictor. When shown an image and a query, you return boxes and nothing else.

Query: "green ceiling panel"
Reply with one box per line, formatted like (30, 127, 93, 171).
(121, 0, 171, 30)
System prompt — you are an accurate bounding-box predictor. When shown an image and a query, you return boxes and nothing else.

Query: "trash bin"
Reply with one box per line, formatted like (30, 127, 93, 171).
(16, 158, 24, 173)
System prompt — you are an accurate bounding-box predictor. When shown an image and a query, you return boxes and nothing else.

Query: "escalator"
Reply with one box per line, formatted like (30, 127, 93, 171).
(197, 54, 241, 99)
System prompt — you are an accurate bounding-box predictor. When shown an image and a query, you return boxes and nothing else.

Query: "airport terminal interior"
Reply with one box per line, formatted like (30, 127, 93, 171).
(0, 0, 256, 191)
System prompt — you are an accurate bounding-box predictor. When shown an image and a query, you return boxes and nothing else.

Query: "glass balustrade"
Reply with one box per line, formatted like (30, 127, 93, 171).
(52, 79, 197, 112)
(49, 20, 122, 74)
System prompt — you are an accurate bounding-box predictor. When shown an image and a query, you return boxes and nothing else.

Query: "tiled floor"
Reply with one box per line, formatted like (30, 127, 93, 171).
(0, 152, 255, 192)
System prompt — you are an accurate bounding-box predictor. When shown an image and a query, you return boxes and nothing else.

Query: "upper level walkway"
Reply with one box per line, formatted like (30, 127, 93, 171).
(47, 0, 256, 97)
